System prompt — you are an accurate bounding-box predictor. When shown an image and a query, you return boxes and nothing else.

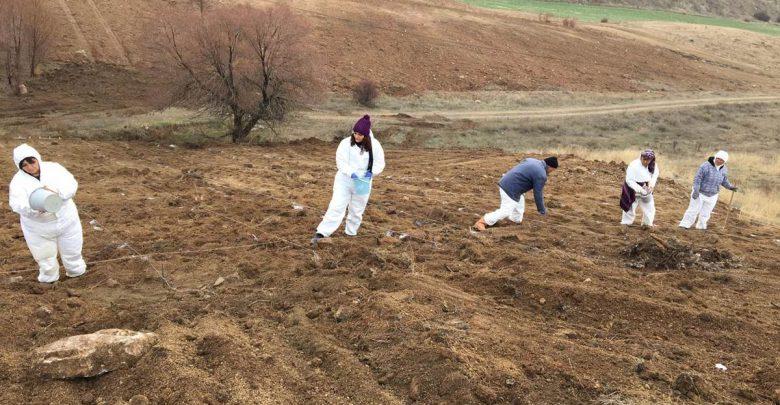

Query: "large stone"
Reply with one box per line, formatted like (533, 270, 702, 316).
(33, 329, 158, 379)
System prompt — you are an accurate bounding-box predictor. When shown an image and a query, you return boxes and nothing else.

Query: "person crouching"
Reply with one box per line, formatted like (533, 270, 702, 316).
(474, 156, 558, 231)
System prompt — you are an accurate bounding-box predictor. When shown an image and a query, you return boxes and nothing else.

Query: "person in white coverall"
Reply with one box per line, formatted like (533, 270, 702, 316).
(8, 144, 86, 283)
(313, 115, 385, 242)
(679, 150, 737, 230)
(620, 149, 659, 226)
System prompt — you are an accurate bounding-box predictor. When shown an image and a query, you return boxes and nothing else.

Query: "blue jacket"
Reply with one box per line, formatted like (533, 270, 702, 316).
(692, 157, 735, 198)
(498, 158, 548, 214)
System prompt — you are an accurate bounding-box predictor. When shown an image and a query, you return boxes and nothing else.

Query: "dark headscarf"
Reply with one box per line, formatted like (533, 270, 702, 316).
(641, 149, 656, 174)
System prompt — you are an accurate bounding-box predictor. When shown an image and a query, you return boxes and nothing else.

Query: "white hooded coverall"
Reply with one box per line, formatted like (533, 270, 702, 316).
(316, 133, 385, 237)
(8, 144, 86, 283)
(621, 158, 659, 226)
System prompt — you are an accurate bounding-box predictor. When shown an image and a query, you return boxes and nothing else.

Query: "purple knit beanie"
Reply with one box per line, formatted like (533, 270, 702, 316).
(353, 115, 371, 137)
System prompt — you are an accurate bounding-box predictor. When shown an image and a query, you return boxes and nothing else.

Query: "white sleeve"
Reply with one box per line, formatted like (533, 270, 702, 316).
(9, 178, 34, 217)
(51, 163, 78, 200)
(625, 162, 643, 193)
(650, 165, 659, 188)
(335, 139, 351, 176)
(371, 138, 385, 175)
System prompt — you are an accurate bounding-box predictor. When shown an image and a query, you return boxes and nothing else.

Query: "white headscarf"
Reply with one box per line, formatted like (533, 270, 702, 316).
(714, 150, 729, 165)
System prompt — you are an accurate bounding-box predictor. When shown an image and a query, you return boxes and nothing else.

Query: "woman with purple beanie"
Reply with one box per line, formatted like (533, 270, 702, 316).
(313, 115, 385, 243)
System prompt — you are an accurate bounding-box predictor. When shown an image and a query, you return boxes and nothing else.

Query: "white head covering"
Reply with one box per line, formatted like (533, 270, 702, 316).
(714, 150, 729, 164)
(12, 143, 42, 170)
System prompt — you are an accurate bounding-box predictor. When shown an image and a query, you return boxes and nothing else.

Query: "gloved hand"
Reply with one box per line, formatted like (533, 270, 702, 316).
(640, 188, 649, 196)
(364, 171, 373, 179)
(350, 173, 358, 180)
(692, 191, 699, 200)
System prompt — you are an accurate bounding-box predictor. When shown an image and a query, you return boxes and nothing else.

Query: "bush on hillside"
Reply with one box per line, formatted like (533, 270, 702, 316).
(353, 79, 380, 108)
(601, 17, 609, 23)
(753, 11, 771, 22)
(538, 13, 552, 23)
(563, 18, 577, 28)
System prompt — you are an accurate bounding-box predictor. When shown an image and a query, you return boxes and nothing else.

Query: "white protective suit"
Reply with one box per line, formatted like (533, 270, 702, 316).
(316, 133, 385, 237)
(621, 158, 659, 226)
(8, 144, 86, 283)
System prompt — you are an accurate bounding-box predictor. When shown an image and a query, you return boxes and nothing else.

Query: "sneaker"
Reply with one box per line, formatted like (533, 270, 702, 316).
(473, 217, 487, 232)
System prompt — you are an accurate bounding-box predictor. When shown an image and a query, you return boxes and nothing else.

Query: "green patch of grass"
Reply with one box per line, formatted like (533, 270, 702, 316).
(461, 0, 780, 36)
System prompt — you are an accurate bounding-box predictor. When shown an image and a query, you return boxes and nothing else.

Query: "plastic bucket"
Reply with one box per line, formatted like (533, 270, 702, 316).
(29, 188, 63, 213)
(353, 178, 371, 196)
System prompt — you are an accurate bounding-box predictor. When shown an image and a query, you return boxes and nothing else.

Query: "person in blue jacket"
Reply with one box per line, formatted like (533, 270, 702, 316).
(474, 157, 558, 231)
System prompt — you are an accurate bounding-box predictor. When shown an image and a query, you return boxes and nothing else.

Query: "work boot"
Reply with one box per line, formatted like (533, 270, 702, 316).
(473, 217, 487, 232)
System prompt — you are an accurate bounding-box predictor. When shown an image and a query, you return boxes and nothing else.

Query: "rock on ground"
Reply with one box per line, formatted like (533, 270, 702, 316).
(33, 329, 158, 379)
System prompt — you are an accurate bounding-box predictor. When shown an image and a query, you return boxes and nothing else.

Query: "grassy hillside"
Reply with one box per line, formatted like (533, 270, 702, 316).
(555, 0, 780, 19)
(461, 0, 780, 36)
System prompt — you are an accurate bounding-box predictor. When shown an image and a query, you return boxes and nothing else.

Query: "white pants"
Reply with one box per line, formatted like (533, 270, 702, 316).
(21, 207, 86, 283)
(679, 192, 719, 229)
(621, 194, 655, 226)
(484, 188, 525, 226)
(316, 174, 371, 237)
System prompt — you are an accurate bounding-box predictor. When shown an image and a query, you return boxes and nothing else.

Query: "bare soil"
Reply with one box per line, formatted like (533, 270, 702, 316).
(1, 138, 778, 404)
(39, 0, 780, 96)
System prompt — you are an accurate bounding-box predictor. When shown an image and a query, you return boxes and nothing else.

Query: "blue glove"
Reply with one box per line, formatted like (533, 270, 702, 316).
(692, 191, 699, 200)
(364, 171, 373, 179)
(350, 173, 358, 180)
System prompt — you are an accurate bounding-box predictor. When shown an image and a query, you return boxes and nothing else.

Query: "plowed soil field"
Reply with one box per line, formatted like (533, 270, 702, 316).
(1, 138, 778, 404)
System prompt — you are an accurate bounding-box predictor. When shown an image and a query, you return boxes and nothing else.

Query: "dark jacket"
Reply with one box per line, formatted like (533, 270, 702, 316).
(498, 158, 548, 214)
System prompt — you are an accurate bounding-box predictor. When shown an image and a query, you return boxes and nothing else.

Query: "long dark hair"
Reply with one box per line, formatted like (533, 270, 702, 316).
(350, 131, 374, 172)
(350, 131, 372, 153)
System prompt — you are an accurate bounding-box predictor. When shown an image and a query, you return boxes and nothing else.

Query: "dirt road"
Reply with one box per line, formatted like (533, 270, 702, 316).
(307, 94, 780, 122)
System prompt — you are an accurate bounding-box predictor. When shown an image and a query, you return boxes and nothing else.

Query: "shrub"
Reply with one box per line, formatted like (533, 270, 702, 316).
(538, 13, 552, 24)
(563, 18, 577, 28)
(601, 17, 609, 23)
(753, 11, 771, 22)
(352, 79, 380, 108)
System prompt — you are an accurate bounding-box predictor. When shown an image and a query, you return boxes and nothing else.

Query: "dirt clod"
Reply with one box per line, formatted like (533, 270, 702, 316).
(674, 372, 711, 400)
(624, 237, 739, 270)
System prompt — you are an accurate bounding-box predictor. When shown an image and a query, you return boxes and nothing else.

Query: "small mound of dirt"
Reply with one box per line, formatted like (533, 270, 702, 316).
(623, 236, 740, 271)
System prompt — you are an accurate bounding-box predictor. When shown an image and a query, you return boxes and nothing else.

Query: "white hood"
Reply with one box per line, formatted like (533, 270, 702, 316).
(13, 143, 42, 170)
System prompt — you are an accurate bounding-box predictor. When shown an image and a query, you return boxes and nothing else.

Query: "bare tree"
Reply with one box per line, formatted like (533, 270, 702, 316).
(0, 0, 55, 94)
(0, 0, 25, 94)
(23, 0, 55, 77)
(190, 0, 214, 14)
(160, 4, 323, 142)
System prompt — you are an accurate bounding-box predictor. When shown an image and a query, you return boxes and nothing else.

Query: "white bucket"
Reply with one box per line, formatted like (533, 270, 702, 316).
(29, 188, 63, 213)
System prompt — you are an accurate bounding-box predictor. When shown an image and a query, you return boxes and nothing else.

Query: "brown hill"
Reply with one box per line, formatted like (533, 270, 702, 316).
(39, 0, 779, 96)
